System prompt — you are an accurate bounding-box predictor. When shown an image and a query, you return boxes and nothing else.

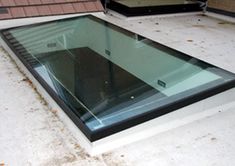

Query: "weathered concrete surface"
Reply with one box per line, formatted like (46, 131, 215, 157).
(108, 107, 235, 166)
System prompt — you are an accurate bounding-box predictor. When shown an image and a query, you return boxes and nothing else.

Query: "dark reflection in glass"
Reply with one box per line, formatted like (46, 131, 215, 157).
(112, 0, 196, 7)
(33, 48, 164, 130)
(108, 0, 202, 16)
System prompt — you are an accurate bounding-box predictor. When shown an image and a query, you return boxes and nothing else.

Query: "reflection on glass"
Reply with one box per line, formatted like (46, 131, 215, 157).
(4, 16, 235, 132)
(112, 0, 196, 7)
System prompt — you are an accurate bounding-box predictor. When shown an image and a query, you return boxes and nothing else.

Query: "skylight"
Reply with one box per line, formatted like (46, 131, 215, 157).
(107, 0, 202, 16)
(1, 15, 235, 141)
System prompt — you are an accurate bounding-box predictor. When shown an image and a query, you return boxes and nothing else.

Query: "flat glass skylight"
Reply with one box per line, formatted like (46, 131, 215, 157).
(108, 0, 202, 16)
(1, 15, 235, 141)
(113, 0, 196, 7)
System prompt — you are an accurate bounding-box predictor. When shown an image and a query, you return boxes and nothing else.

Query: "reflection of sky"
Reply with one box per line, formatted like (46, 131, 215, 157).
(34, 65, 57, 92)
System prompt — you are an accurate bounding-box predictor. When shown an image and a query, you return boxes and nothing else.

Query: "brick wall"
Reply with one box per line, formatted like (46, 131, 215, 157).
(208, 0, 235, 13)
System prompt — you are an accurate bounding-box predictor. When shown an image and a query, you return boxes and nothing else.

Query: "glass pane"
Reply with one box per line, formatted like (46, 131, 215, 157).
(3, 16, 235, 134)
(112, 0, 196, 7)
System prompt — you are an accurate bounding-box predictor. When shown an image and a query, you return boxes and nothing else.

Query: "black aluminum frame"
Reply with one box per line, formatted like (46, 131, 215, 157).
(1, 15, 235, 142)
(207, 7, 235, 18)
(107, 0, 202, 16)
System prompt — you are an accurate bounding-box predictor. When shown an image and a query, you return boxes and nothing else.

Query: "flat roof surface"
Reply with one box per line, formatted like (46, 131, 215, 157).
(0, 12, 235, 165)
